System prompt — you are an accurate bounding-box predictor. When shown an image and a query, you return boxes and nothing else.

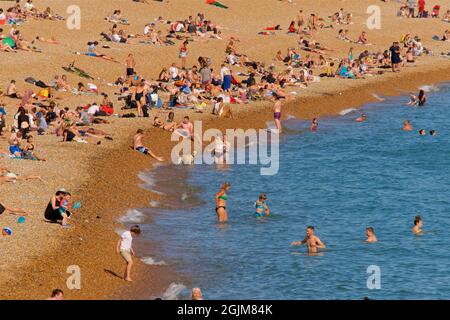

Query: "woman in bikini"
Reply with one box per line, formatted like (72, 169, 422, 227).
(163, 111, 177, 131)
(215, 182, 230, 223)
(255, 194, 270, 217)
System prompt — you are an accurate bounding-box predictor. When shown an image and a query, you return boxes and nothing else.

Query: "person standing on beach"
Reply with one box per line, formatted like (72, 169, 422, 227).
(116, 225, 141, 282)
(215, 182, 230, 223)
(412, 215, 423, 235)
(273, 95, 283, 133)
(126, 53, 135, 79)
(291, 226, 325, 254)
(133, 129, 164, 161)
(408, 0, 416, 18)
(389, 42, 402, 72)
(179, 40, 188, 70)
(365, 227, 378, 243)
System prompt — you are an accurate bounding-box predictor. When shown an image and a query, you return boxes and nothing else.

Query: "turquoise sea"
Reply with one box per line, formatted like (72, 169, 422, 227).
(126, 83, 450, 299)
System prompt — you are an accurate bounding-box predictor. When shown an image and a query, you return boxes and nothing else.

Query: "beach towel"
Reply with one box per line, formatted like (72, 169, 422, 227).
(2, 36, 15, 48)
(206, 0, 228, 9)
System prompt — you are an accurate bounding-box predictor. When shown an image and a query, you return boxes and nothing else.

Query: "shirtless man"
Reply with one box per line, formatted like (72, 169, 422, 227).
(6, 80, 21, 99)
(412, 215, 423, 235)
(133, 129, 164, 161)
(126, 53, 135, 78)
(273, 95, 283, 133)
(356, 114, 367, 122)
(291, 226, 326, 254)
(403, 120, 413, 131)
(365, 227, 377, 243)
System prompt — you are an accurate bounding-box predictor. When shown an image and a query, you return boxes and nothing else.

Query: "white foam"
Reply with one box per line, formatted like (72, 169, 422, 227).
(118, 209, 145, 224)
(419, 85, 439, 92)
(149, 200, 160, 207)
(162, 283, 187, 300)
(339, 108, 357, 116)
(266, 121, 277, 129)
(141, 256, 167, 266)
(138, 172, 156, 186)
(181, 193, 188, 201)
(371, 93, 385, 101)
(286, 114, 296, 120)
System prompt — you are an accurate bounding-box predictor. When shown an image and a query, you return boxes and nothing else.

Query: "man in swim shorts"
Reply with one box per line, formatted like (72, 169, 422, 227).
(126, 53, 135, 78)
(273, 94, 283, 133)
(133, 129, 164, 161)
(291, 226, 325, 254)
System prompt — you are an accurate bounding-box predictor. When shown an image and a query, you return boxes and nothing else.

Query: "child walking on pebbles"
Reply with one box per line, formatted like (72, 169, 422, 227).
(116, 225, 141, 282)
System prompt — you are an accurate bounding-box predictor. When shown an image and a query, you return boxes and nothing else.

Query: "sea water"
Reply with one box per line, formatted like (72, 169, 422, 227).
(132, 83, 450, 300)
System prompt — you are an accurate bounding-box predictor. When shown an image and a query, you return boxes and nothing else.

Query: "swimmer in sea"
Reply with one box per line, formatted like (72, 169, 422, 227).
(291, 226, 325, 254)
(273, 95, 283, 133)
(430, 130, 436, 136)
(419, 129, 426, 136)
(406, 94, 418, 106)
(215, 182, 230, 223)
(310, 118, 318, 131)
(412, 215, 423, 235)
(255, 194, 270, 217)
(417, 90, 427, 106)
(365, 227, 377, 243)
(356, 114, 367, 122)
(403, 120, 413, 131)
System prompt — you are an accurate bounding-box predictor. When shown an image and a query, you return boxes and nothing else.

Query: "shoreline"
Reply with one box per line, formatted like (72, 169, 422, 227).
(6, 62, 450, 300)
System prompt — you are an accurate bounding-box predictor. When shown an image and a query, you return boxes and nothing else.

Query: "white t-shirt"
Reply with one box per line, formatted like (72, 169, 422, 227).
(169, 66, 179, 79)
(87, 104, 99, 115)
(120, 231, 133, 251)
(143, 26, 151, 35)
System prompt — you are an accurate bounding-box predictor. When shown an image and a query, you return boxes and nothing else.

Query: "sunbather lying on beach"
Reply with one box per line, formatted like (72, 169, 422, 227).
(0, 166, 45, 184)
(0, 201, 28, 216)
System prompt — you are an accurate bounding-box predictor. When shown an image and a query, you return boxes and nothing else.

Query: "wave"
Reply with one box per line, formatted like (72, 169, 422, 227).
(371, 93, 385, 101)
(138, 172, 156, 187)
(149, 200, 161, 207)
(118, 209, 145, 224)
(286, 114, 296, 120)
(141, 256, 167, 266)
(419, 85, 440, 92)
(162, 283, 187, 300)
(339, 108, 357, 116)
